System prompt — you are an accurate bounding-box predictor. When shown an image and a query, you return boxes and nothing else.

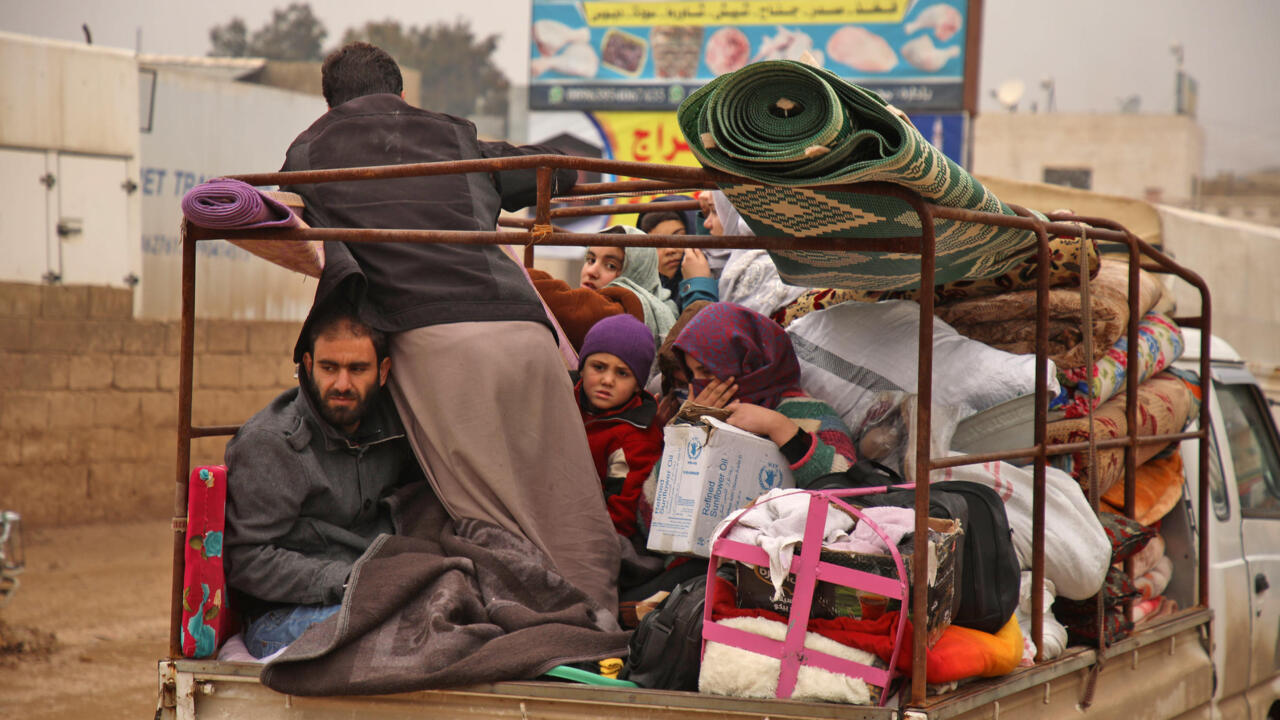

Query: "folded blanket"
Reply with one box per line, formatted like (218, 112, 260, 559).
(1133, 555, 1173, 601)
(260, 483, 630, 695)
(1057, 312, 1184, 418)
(710, 577, 1022, 684)
(776, 232, 1101, 328)
(1133, 596, 1179, 625)
(1126, 533, 1167, 579)
(700, 616, 878, 704)
(678, 59, 1043, 291)
(1047, 370, 1201, 497)
(938, 260, 1165, 370)
(1053, 566, 1138, 645)
(718, 488, 857, 601)
(1102, 453, 1185, 526)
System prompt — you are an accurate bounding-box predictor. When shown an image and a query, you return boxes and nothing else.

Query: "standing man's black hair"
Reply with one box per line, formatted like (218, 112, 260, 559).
(321, 42, 403, 109)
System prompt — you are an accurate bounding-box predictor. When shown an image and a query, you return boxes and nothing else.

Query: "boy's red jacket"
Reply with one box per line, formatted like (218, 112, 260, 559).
(575, 382, 663, 539)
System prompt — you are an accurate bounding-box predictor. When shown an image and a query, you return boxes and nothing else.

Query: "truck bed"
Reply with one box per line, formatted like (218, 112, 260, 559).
(159, 608, 1211, 720)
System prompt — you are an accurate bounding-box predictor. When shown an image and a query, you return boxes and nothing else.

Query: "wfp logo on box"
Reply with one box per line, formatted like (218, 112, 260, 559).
(759, 463, 783, 491)
(687, 438, 703, 460)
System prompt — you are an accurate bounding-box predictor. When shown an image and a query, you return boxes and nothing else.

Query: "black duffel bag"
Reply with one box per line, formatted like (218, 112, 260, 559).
(620, 574, 707, 691)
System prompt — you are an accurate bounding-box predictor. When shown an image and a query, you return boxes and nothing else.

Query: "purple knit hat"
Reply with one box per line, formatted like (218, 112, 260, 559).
(579, 314, 656, 381)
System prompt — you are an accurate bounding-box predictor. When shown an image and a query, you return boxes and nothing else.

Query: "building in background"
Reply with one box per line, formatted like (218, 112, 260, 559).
(971, 112, 1204, 207)
(1197, 169, 1280, 228)
(0, 32, 142, 295)
(135, 54, 326, 321)
(0, 30, 426, 322)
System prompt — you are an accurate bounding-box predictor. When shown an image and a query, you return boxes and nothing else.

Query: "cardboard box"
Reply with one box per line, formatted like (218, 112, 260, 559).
(646, 416, 795, 557)
(735, 517, 962, 647)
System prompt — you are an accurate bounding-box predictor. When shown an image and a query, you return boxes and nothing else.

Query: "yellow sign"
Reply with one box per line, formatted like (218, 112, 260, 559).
(593, 111, 701, 225)
(582, 0, 911, 27)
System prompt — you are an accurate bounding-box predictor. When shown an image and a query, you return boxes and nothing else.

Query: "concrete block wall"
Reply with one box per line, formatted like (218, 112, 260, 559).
(0, 282, 300, 528)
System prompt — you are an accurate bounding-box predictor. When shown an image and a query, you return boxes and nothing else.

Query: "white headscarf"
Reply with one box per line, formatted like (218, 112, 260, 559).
(600, 225, 679, 348)
(706, 192, 807, 316)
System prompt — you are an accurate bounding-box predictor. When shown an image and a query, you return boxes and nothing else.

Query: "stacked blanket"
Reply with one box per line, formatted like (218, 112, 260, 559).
(1046, 370, 1201, 497)
(1054, 312, 1184, 418)
(777, 232, 1100, 327)
(937, 259, 1165, 370)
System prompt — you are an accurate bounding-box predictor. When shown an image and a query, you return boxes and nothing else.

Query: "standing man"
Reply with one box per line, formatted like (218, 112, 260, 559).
(225, 306, 420, 658)
(279, 42, 620, 623)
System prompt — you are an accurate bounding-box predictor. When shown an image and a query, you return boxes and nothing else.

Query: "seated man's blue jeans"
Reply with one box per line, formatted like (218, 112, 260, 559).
(244, 604, 340, 659)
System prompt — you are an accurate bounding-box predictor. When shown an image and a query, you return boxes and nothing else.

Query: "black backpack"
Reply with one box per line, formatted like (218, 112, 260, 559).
(620, 574, 707, 691)
(856, 480, 1020, 635)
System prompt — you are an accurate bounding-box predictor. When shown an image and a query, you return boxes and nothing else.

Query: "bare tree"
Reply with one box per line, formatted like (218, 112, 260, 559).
(208, 3, 326, 61)
(341, 20, 509, 119)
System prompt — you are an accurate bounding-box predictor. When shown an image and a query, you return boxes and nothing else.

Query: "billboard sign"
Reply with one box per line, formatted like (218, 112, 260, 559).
(529, 108, 967, 235)
(530, 0, 971, 112)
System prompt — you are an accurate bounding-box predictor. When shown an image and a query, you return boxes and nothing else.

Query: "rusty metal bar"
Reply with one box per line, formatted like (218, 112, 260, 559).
(562, 180, 716, 197)
(169, 222, 197, 659)
(178, 154, 1220, 702)
(191, 425, 240, 438)
(228, 154, 717, 189)
(549, 198, 701, 219)
(1013, 204, 1052, 663)
(910, 196, 938, 705)
(186, 224, 923, 254)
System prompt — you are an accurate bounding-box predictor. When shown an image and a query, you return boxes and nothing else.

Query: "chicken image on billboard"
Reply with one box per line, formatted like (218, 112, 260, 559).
(529, 0, 973, 112)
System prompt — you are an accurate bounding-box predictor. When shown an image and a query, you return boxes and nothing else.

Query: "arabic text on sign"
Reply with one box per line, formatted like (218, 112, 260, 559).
(581, 0, 911, 27)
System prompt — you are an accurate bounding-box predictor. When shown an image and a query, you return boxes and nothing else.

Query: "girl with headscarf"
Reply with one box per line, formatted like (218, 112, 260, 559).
(636, 196, 719, 312)
(528, 226, 677, 353)
(604, 242, 678, 348)
(670, 302, 857, 487)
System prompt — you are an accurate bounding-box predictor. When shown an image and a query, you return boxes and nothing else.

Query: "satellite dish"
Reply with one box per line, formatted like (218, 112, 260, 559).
(995, 79, 1025, 111)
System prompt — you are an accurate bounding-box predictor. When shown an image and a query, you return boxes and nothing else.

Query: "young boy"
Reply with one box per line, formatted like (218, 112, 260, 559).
(575, 314, 664, 540)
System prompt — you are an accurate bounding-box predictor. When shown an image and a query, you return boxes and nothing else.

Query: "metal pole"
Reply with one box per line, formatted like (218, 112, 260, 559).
(169, 222, 197, 659)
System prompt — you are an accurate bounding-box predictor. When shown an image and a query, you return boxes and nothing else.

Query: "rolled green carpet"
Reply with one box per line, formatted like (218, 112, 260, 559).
(677, 60, 1043, 291)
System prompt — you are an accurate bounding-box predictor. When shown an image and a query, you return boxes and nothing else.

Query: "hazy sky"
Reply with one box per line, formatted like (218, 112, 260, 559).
(3, 0, 1276, 175)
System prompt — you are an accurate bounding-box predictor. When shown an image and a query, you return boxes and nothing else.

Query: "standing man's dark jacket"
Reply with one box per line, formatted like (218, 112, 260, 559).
(223, 379, 420, 614)
(279, 93, 578, 359)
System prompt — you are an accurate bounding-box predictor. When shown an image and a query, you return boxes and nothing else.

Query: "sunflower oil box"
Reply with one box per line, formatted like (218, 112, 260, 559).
(647, 416, 794, 557)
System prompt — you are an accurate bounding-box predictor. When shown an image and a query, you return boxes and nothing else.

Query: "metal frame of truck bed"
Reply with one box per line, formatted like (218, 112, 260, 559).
(166, 155, 1214, 715)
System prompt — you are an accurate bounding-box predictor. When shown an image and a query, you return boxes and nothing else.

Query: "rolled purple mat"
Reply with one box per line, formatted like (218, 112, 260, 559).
(181, 178, 301, 229)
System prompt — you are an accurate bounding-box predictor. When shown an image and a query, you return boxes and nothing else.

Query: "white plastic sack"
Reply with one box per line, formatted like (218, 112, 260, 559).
(787, 300, 1059, 432)
(935, 456, 1109, 601)
(1015, 571, 1067, 664)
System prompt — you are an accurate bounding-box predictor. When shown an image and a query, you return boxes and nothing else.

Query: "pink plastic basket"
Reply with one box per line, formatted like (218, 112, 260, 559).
(701, 486, 913, 704)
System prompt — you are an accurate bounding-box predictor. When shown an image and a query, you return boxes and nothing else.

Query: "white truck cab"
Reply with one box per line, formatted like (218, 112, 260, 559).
(1178, 329, 1280, 720)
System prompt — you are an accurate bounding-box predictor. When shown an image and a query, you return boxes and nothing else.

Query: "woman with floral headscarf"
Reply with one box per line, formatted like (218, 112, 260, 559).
(670, 302, 857, 487)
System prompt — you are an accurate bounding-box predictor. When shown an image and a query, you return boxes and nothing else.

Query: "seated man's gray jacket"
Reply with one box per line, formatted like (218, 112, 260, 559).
(223, 379, 420, 615)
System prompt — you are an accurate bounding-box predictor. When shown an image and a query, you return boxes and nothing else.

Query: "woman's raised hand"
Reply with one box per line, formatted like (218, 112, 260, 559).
(681, 248, 713, 279)
(692, 376, 738, 408)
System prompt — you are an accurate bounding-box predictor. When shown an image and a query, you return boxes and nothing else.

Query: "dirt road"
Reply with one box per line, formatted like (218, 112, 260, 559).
(0, 519, 171, 719)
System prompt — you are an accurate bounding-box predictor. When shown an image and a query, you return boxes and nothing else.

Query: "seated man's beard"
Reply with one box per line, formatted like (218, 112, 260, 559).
(310, 376, 379, 430)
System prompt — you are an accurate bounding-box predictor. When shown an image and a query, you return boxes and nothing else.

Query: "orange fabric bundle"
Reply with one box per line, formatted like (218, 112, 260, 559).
(1102, 453, 1185, 525)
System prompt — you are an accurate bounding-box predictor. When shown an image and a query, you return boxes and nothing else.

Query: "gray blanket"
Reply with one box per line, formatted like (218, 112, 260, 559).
(260, 483, 631, 695)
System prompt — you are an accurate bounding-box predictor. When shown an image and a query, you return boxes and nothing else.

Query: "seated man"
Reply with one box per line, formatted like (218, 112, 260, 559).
(223, 304, 422, 658)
